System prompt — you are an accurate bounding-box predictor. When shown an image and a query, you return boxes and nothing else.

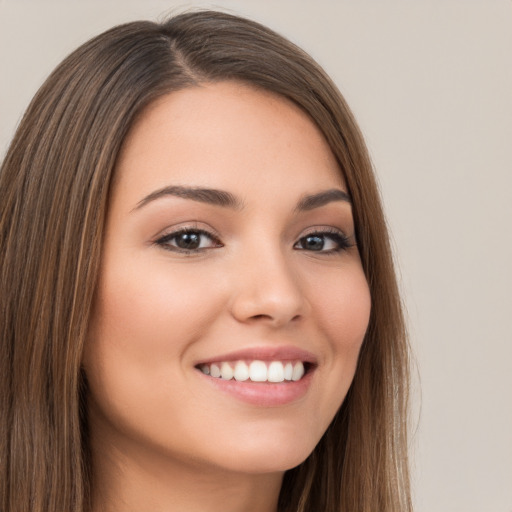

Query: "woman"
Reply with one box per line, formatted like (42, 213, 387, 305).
(0, 10, 411, 512)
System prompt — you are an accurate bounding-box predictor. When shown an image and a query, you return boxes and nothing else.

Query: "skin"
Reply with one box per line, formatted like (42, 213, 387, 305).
(83, 81, 371, 512)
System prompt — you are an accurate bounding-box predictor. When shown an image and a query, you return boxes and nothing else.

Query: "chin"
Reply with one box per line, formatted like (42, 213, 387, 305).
(200, 430, 320, 475)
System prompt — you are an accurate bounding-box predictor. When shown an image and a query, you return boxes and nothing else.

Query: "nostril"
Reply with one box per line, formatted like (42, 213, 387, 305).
(250, 314, 271, 321)
(248, 313, 302, 323)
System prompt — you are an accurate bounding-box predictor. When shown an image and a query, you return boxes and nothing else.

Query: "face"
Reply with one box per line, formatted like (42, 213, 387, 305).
(83, 82, 371, 476)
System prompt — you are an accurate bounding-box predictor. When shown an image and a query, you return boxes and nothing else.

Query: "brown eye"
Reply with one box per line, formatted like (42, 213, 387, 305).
(156, 229, 222, 253)
(175, 232, 202, 250)
(294, 231, 352, 253)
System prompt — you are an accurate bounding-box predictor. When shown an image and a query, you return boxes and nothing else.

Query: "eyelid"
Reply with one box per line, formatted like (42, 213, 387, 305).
(299, 225, 346, 237)
(298, 226, 352, 242)
(152, 221, 220, 241)
(153, 223, 223, 254)
(294, 226, 355, 253)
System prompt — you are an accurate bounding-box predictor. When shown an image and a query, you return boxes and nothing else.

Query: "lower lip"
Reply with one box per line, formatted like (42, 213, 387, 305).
(197, 369, 314, 407)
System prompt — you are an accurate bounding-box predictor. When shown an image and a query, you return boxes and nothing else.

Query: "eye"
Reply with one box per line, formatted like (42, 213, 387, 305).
(155, 228, 222, 253)
(294, 229, 353, 253)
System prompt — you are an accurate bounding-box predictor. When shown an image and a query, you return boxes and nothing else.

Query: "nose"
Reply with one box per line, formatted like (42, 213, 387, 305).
(229, 248, 308, 328)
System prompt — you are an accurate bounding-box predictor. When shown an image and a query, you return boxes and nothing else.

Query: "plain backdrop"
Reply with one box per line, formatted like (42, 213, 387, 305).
(1, 1, 511, 511)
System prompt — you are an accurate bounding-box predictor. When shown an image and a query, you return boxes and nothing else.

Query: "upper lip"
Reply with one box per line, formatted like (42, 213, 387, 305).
(195, 346, 318, 366)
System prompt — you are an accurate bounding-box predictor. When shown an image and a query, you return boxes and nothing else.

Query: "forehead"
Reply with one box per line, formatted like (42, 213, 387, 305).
(114, 81, 345, 205)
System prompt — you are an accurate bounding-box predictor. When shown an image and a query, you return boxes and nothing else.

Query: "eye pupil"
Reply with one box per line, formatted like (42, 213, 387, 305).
(176, 232, 201, 250)
(303, 235, 324, 251)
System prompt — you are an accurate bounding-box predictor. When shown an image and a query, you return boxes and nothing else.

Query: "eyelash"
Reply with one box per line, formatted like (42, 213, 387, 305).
(293, 228, 353, 254)
(155, 228, 222, 254)
(154, 227, 353, 255)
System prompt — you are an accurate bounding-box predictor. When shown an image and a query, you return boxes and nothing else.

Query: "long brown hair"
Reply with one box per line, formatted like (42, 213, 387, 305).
(0, 10, 411, 512)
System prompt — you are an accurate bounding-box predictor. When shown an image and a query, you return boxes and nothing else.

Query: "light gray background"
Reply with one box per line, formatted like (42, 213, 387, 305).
(1, 1, 511, 511)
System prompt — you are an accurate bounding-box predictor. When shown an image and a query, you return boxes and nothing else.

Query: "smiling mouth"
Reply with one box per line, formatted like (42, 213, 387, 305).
(195, 360, 313, 383)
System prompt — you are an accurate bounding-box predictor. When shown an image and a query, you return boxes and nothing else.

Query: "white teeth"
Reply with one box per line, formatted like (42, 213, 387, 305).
(291, 362, 305, 381)
(234, 361, 249, 381)
(200, 359, 308, 383)
(284, 362, 293, 381)
(210, 364, 221, 378)
(220, 362, 234, 380)
(249, 360, 268, 382)
(267, 361, 285, 382)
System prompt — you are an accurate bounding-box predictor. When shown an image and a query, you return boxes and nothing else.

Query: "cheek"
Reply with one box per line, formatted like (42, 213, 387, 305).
(307, 262, 371, 399)
(82, 256, 231, 451)
(311, 261, 371, 350)
(88, 257, 223, 354)
(82, 256, 228, 408)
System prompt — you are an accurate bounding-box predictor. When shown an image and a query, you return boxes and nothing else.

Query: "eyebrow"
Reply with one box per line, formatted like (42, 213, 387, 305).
(133, 185, 244, 211)
(295, 188, 351, 211)
(133, 185, 351, 212)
